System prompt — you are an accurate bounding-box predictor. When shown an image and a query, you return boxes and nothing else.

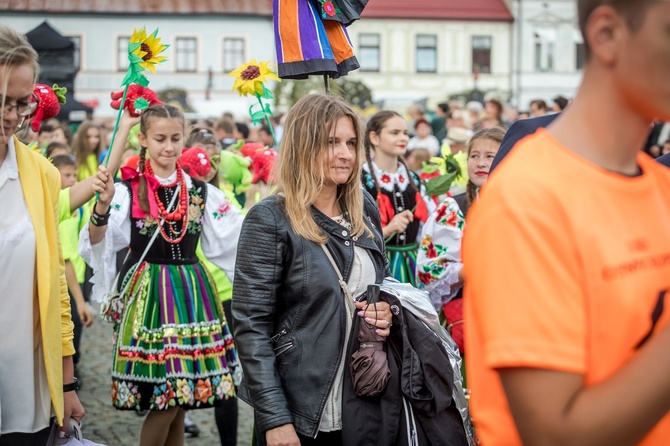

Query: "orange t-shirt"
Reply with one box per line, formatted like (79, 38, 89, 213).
(463, 129, 670, 446)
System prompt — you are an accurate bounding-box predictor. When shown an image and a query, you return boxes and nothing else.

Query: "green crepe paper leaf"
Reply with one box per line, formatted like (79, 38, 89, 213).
(52, 84, 67, 104)
(248, 104, 255, 118)
(128, 42, 141, 53)
(250, 110, 266, 124)
(424, 171, 459, 196)
(135, 74, 149, 87)
(129, 54, 144, 64)
(134, 97, 150, 110)
(261, 85, 274, 100)
(263, 104, 274, 116)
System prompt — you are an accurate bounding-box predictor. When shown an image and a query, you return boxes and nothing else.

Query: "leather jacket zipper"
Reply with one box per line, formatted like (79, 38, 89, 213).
(270, 328, 287, 342)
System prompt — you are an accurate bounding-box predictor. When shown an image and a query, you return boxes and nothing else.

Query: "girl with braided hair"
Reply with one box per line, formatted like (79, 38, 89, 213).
(361, 110, 434, 286)
(80, 103, 244, 446)
(416, 127, 503, 339)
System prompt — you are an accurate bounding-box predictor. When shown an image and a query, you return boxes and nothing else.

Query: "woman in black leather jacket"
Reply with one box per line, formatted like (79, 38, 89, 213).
(232, 94, 393, 446)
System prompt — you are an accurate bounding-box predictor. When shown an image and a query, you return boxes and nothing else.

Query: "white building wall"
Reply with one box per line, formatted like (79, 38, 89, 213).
(346, 18, 513, 110)
(7, 14, 275, 119)
(509, 0, 583, 110)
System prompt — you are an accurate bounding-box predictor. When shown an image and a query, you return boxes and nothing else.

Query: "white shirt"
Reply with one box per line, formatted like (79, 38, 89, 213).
(319, 219, 376, 432)
(0, 138, 52, 433)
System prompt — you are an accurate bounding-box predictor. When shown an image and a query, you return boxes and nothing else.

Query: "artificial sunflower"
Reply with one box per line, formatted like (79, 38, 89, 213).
(229, 59, 280, 97)
(128, 27, 168, 74)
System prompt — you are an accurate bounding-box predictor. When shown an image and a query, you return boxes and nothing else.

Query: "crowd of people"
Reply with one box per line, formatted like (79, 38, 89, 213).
(2, 0, 670, 445)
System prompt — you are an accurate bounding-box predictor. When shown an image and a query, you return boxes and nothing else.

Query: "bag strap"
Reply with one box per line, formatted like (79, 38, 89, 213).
(115, 183, 181, 297)
(320, 243, 353, 302)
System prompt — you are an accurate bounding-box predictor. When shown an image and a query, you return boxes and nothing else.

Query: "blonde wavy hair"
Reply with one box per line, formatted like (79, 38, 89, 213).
(0, 26, 39, 140)
(277, 93, 372, 244)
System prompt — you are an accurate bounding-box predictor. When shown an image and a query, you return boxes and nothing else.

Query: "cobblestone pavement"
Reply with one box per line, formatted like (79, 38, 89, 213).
(75, 308, 254, 446)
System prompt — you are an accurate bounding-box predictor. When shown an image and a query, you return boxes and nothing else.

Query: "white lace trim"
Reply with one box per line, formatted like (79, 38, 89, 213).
(0, 215, 32, 245)
(363, 162, 412, 193)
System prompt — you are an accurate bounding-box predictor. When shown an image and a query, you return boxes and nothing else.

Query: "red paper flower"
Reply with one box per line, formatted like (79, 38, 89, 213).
(323, 1, 336, 16)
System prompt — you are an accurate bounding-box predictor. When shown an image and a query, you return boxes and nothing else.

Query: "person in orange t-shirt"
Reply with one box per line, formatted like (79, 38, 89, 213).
(463, 1, 670, 445)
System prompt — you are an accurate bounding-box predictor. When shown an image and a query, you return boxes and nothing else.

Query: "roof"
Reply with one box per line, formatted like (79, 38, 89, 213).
(362, 0, 513, 22)
(0, 0, 272, 15)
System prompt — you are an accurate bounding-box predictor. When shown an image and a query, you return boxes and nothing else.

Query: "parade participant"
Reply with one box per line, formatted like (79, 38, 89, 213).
(0, 24, 84, 443)
(362, 110, 433, 286)
(452, 127, 505, 217)
(418, 127, 504, 308)
(81, 103, 243, 446)
(464, 1, 670, 445)
(233, 93, 393, 446)
(72, 121, 104, 181)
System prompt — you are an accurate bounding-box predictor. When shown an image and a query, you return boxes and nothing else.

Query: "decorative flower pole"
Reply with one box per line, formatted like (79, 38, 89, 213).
(229, 59, 280, 146)
(103, 27, 168, 169)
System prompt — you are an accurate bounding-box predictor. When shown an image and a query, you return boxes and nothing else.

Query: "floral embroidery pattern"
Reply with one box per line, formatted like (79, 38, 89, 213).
(112, 380, 142, 410)
(150, 380, 176, 410)
(176, 378, 195, 405)
(136, 216, 158, 236)
(213, 201, 231, 220)
(113, 375, 235, 410)
(319, 0, 340, 18)
(380, 174, 391, 184)
(195, 378, 214, 405)
(418, 235, 454, 286)
(213, 374, 235, 400)
(186, 185, 205, 234)
(434, 202, 464, 230)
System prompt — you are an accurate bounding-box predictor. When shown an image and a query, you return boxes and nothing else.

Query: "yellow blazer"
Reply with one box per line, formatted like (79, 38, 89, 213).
(14, 136, 75, 426)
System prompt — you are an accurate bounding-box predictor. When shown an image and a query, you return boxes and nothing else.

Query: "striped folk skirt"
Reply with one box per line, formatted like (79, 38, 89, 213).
(111, 261, 238, 411)
(387, 243, 419, 287)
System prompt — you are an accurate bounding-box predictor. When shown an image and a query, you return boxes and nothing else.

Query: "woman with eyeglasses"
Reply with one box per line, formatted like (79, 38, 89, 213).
(0, 25, 85, 444)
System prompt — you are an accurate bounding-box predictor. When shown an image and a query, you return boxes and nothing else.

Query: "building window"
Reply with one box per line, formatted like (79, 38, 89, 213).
(223, 38, 245, 73)
(472, 36, 492, 74)
(416, 34, 437, 73)
(67, 35, 81, 70)
(576, 42, 585, 70)
(175, 37, 198, 72)
(533, 29, 556, 72)
(117, 36, 130, 71)
(359, 33, 380, 72)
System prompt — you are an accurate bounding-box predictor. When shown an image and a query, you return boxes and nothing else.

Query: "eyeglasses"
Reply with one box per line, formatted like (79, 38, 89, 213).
(2, 97, 38, 117)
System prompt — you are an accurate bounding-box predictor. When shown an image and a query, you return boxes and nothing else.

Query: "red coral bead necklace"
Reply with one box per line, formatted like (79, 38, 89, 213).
(145, 160, 189, 244)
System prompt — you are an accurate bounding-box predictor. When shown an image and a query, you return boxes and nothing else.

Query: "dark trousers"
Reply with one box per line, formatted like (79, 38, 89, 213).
(253, 428, 342, 446)
(215, 299, 238, 446)
(0, 420, 54, 446)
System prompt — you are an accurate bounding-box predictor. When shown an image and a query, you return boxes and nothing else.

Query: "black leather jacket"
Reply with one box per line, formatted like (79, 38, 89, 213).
(232, 191, 390, 439)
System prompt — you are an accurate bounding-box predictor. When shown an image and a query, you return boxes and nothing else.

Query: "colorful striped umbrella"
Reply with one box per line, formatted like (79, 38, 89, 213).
(274, 0, 367, 80)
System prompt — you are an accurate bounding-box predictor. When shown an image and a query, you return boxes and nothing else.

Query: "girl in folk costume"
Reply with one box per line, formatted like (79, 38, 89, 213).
(80, 104, 244, 446)
(362, 111, 434, 286)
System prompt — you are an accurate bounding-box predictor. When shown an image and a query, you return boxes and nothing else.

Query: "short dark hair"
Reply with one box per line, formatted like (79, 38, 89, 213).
(38, 123, 54, 135)
(530, 99, 547, 111)
(51, 154, 76, 170)
(45, 141, 70, 158)
(578, 0, 657, 57)
(235, 122, 249, 140)
(553, 96, 569, 111)
(437, 103, 449, 114)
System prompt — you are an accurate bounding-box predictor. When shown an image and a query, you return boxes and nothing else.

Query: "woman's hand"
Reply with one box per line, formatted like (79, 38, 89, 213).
(266, 424, 301, 446)
(61, 387, 85, 434)
(383, 210, 414, 239)
(356, 300, 393, 337)
(93, 165, 115, 209)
